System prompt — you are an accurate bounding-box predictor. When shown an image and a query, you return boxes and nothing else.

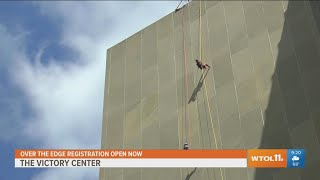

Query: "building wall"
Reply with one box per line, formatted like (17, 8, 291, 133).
(100, 1, 320, 180)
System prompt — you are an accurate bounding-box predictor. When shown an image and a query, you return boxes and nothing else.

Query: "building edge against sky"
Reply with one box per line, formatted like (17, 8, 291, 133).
(100, 1, 320, 180)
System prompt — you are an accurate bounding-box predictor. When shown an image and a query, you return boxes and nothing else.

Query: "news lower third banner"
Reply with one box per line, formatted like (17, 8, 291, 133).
(15, 149, 305, 168)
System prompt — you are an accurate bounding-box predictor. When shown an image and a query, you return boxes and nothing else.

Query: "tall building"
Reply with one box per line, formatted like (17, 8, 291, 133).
(100, 1, 320, 180)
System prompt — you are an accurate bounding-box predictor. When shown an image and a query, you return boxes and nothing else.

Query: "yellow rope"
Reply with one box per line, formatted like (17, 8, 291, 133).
(198, 1, 224, 180)
(199, 0, 202, 60)
(203, 79, 218, 150)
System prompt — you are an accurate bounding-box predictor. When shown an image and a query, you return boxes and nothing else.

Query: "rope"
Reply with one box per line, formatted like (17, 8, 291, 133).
(203, 80, 218, 150)
(199, 0, 218, 151)
(198, 1, 224, 180)
(182, 7, 191, 146)
(198, 1, 202, 66)
(175, 0, 184, 12)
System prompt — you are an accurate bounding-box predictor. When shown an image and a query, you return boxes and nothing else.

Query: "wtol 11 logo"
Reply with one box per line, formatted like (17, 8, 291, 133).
(287, 149, 305, 168)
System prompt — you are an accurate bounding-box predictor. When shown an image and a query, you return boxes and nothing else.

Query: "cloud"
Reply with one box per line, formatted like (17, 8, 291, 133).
(35, 1, 178, 50)
(0, 8, 104, 180)
(292, 156, 299, 161)
(0, 24, 31, 142)
(0, 24, 29, 70)
(2, 1, 178, 180)
(15, 47, 105, 149)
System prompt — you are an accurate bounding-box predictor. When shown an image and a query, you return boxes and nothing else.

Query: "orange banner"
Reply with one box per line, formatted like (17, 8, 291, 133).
(15, 149, 247, 159)
(247, 149, 287, 168)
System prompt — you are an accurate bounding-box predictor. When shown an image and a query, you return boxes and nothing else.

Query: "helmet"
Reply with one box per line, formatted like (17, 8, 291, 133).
(183, 143, 189, 150)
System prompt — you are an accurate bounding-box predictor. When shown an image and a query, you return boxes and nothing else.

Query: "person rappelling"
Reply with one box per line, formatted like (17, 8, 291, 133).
(183, 142, 189, 150)
(195, 59, 210, 70)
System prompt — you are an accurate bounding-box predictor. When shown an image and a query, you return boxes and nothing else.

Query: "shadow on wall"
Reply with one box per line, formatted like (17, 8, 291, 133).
(185, 168, 197, 180)
(188, 69, 210, 104)
(255, 0, 320, 180)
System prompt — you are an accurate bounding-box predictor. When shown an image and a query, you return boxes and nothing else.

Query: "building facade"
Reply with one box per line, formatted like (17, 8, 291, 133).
(100, 1, 320, 180)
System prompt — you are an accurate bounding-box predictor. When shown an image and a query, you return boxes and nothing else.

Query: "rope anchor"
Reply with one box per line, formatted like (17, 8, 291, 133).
(175, 0, 189, 13)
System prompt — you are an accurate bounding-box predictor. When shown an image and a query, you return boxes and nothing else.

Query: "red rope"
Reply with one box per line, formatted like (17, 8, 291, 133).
(182, 8, 190, 147)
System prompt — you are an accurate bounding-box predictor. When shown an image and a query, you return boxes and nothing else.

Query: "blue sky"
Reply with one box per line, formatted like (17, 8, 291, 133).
(0, 1, 178, 179)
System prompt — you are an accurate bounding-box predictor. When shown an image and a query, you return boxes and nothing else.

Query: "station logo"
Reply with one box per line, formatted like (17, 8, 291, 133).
(247, 149, 287, 168)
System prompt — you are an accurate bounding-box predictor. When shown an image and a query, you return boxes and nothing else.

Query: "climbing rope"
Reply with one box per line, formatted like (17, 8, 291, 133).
(199, 2, 218, 151)
(182, 7, 191, 148)
(198, 1, 224, 180)
(175, 0, 184, 12)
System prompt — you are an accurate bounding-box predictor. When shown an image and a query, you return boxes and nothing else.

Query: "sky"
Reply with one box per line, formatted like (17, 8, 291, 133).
(0, 1, 180, 179)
